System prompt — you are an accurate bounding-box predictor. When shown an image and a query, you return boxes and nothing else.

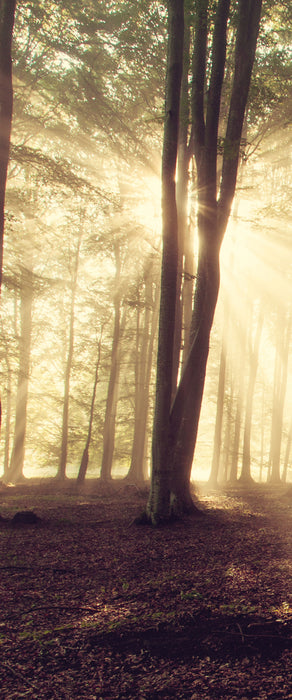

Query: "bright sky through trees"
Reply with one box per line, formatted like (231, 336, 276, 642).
(0, 0, 291, 488)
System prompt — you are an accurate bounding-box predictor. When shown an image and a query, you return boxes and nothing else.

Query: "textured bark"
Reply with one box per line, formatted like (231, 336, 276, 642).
(168, 0, 231, 511)
(169, 0, 263, 514)
(172, 0, 192, 395)
(0, 0, 16, 293)
(147, 0, 262, 523)
(147, 0, 184, 524)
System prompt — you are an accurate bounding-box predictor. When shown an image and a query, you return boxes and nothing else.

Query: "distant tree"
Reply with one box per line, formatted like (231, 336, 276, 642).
(57, 225, 82, 480)
(238, 304, 263, 484)
(5, 267, 33, 483)
(268, 308, 291, 484)
(77, 331, 103, 485)
(126, 261, 159, 483)
(209, 298, 229, 488)
(282, 417, 292, 484)
(100, 240, 125, 481)
(0, 0, 16, 293)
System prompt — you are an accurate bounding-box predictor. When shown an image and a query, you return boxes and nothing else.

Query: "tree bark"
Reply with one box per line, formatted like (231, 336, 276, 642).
(0, 0, 16, 293)
(147, 0, 184, 524)
(147, 0, 262, 523)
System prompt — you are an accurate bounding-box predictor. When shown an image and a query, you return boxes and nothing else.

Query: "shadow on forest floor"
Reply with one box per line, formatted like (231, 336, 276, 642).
(0, 480, 291, 699)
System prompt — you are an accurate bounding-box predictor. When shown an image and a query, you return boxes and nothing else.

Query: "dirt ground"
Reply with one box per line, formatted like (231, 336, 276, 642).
(0, 480, 291, 699)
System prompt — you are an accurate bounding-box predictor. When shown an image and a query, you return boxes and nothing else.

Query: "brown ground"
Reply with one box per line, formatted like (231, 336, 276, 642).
(0, 480, 291, 699)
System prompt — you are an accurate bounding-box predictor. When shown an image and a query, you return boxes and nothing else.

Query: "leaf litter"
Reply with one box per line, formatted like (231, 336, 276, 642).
(0, 481, 291, 699)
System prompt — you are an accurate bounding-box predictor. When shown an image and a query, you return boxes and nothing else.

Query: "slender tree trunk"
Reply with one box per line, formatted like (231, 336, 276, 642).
(269, 310, 291, 484)
(172, 1, 192, 395)
(128, 270, 159, 482)
(6, 268, 33, 483)
(259, 382, 265, 482)
(77, 334, 102, 484)
(100, 242, 123, 481)
(209, 298, 229, 487)
(147, 0, 184, 524)
(0, 0, 16, 293)
(282, 417, 292, 484)
(181, 169, 196, 370)
(3, 357, 11, 477)
(57, 233, 81, 480)
(239, 307, 263, 484)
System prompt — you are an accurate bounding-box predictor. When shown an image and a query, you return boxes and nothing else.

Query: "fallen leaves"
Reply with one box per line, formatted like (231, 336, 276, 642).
(0, 482, 291, 698)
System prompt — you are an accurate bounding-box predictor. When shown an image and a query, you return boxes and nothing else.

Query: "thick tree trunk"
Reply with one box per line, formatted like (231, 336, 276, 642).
(0, 0, 16, 293)
(169, 229, 221, 512)
(146, 0, 262, 524)
(147, 0, 184, 524)
(170, 0, 262, 513)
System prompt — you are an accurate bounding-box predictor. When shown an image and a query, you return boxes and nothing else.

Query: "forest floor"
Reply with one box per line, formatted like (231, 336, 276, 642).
(0, 479, 291, 700)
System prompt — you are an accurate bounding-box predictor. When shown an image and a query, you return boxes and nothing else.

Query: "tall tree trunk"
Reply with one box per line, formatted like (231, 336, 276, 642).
(147, 0, 184, 524)
(146, 0, 262, 523)
(3, 355, 11, 477)
(6, 267, 33, 483)
(209, 298, 229, 487)
(0, 0, 16, 293)
(229, 310, 247, 484)
(239, 307, 263, 484)
(282, 417, 292, 484)
(128, 268, 159, 483)
(100, 242, 123, 481)
(172, 0, 192, 395)
(57, 232, 81, 480)
(269, 310, 291, 484)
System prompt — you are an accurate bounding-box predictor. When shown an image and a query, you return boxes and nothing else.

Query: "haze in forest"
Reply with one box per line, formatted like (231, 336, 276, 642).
(0, 0, 291, 490)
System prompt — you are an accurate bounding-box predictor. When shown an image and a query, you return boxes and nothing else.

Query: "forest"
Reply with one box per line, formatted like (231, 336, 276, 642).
(0, 0, 291, 697)
(0, 0, 291, 500)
